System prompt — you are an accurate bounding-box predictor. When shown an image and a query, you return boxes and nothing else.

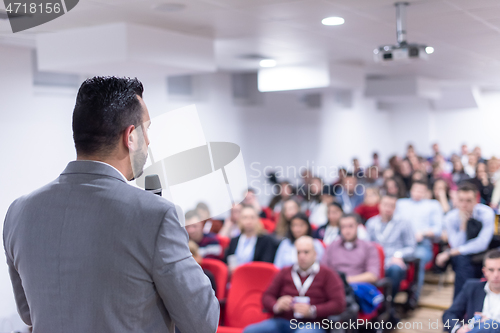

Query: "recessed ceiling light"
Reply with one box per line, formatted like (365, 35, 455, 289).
(153, 3, 186, 12)
(425, 46, 434, 54)
(322, 17, 345, 26)
(260, 59, 277, 68)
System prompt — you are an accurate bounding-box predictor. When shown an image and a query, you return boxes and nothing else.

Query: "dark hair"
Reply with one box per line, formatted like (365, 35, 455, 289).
(288, 212, 312, 242)
(240, 204, 257, 213)
(381, 193, 398, 201)
(484, 249, 500, 266)
(195, 202, 210, 212)
(72, 76, 144, 156)
(339, 213, 361, 225)
(458, 182, 478, 194)
(411, 179, 428, 188)
(185, 210, 199, 221)
(328, 202, 344, 212)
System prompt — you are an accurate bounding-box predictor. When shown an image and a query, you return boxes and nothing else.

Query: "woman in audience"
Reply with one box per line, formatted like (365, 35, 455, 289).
(452, 159, 470, 185)
(274, 213, 324, 268)
(382, 177, 407, 198)
(274, 197, 301, 239)
(472, 162, 494, 205)
(354, 187, 380, 223)
(268, 180, 294, 213)
(225, 205, 277, 272)
(314, 203, 369, 245)
(432, 178, 453, 213)
(399, 159, 413, 191)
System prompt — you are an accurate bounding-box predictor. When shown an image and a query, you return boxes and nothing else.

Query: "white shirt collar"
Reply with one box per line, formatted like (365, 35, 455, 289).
(484, 282, 500, 295)
(88, 160, 128, 182)
(293, 262, 320, 278)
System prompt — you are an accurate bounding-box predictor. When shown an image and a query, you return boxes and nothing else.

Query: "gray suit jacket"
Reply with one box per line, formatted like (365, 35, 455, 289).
(3, 161, 219, 333)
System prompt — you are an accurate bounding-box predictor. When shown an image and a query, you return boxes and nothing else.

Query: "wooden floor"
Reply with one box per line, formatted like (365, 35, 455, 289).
(394, 270, 455, 333)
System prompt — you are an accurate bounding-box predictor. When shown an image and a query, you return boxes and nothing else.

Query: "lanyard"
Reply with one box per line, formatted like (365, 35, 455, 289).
(376, 219, 395, 244)
(291, 263, 319, 296)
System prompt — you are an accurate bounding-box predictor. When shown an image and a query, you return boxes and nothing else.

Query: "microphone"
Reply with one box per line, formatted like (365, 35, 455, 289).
(145, 174, 162, 196)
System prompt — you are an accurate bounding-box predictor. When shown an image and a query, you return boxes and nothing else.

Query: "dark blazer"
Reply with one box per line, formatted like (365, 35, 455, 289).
(225, 234, 278, 264)
(442, 280, 486, 332)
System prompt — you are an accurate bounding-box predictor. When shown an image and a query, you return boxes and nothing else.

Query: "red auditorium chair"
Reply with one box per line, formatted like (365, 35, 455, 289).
(217, 235, 231, 254)
(201, 258, 228, 301)
(217, 262, 279, 332)
(358, 244, 392, 324)
(260, 217, 276, 233)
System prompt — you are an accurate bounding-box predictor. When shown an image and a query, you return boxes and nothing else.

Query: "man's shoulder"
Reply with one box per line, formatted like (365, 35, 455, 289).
(462, 279, 487, 292)
(366, 215, 380, 227)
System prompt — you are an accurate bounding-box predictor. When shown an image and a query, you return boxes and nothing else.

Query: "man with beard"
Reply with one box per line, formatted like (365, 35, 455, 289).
(3, 76, 219, 333)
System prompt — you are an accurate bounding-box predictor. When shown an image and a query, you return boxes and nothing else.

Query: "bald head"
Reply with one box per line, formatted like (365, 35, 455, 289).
(295, 236, 317, 270)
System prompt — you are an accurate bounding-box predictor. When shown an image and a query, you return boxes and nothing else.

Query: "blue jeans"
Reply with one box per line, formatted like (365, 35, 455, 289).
(385, 264, 406, 300)
(451, 254, 483, 299)
(413, 240, 433, 300)
(468, 319, 500, 333)
(243, 318, 325, 333)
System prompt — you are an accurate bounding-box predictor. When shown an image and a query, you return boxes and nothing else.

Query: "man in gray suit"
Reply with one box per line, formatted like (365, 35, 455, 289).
(3, 76, 219, 333)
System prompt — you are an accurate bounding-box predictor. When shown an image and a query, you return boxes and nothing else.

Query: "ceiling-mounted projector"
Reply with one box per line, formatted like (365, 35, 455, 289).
(374, 2, 433, 62)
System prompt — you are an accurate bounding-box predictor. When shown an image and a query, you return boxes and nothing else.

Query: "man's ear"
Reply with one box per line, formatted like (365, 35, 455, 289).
(122, 124, 136, 150)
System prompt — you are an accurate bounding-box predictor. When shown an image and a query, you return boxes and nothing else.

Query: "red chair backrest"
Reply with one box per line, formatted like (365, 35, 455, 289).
(262, 207, 277, 222)
(201, 258, 229, 300)
(260, 218, 276, 233)
(373, 243, 385, 279)
(225, 262, 279, 328)
(217, 235, 231, 253)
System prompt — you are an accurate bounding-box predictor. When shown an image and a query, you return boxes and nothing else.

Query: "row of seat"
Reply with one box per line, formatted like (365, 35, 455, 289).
(201, 242, 420, 333)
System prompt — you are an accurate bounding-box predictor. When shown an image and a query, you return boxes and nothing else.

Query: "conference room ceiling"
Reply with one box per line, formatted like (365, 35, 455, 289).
(2, 0, 500, 85)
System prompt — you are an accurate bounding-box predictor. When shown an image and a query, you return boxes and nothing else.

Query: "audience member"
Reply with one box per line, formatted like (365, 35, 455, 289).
(314, 203, 369, 246)
(442, 249, 500, 333)
(274, 213, 324, 269)
(185, 210, 222, 260)
(433, 178, 453, 214)
(464, 153, 478, 178)
(471, 163, 494, 205)
(366, 195, 416, 299)
(275, 198, 301, 239)
(321, 214, 380, 284)
(243, 236, 346, 333)
(399, 159, 413, 191)
(335, 173, 364, 213)
(396, 180, 444, 300)
(354, 187, 381, 223)
(382, 177, 407, 199)
(452, 159, 470, 185)
(269, 181, 294, 213)
(309, 187, 335, 228)
(225, 205, 277, 271)
(301, 177, 323, 214)
(460, 144, 469, 168)
(436, 183, 495, 299)
(218, 203, 243, 238)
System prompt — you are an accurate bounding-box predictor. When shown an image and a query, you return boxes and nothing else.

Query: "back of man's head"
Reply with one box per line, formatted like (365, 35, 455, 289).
(72, 76, 144, 156)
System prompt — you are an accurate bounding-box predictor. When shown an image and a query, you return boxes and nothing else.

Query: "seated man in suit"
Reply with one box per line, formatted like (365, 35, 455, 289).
(442, 249, 500, 333)
(185, 210, 223, 260)
(436, 183, 495, 299)
(225, 205, 277, 271)
(243, 236, 346, 333)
